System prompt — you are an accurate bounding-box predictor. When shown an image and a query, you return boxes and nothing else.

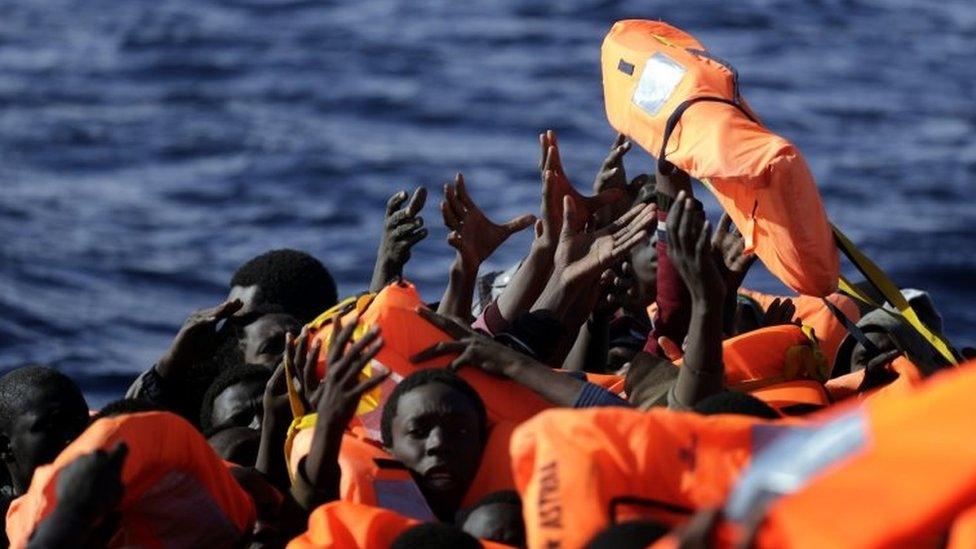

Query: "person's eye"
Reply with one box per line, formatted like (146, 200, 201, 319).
(258, 338, 286, 356)
(408, 428, 427, 438)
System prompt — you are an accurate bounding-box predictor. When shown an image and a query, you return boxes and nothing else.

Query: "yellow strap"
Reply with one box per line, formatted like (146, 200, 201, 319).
(832, 225, 957, 365)
(283, 413, 318, 482)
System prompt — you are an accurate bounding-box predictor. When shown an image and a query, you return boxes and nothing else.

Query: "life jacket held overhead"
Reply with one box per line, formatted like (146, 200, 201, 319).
(601, 20, 839, 296)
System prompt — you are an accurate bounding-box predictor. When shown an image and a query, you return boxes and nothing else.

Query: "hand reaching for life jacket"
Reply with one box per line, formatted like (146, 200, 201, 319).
(441, 173, 535, 273)
(55, 442, 128, 523)
(371, 187, 428, 291)
(410, 307, 530, 378)
(666, 191, 726, 304)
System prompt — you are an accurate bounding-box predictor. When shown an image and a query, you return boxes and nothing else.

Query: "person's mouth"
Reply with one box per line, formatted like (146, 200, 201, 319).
(423, 464, 458, 489)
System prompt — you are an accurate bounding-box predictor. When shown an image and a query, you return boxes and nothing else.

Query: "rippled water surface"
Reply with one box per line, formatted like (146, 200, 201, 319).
(1, 0, 974, 404)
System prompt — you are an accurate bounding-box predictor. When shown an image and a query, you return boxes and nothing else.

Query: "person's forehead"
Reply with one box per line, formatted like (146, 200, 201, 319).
(245, 314, 299, 337)
(228, 285, 261, 316)
(395, 383, 478, 420)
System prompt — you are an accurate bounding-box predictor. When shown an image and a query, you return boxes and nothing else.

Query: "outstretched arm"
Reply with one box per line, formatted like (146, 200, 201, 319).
(666, 192, 727, 410)
(370, 188, 428, 291)
(438, 173, 535, 322)
(293, 314, 387, 511)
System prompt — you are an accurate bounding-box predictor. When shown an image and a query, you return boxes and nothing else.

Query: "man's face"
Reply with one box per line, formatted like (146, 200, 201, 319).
(628, 233, 658, 308)
(241, 314, 300, 369)
(388, 383, 484, 515)
(4, 386, 88, 491)
(210, 379, 265, 432)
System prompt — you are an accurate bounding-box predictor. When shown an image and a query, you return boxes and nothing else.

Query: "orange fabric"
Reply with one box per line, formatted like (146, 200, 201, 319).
(288, 424, 517, 511)
(676, 325, 827, 390)
(947, 505, 976, 549)
(309, 282, 552, 437)
(826, 356, 925, 403)
(511, 407, 794, 549)
(746, 361, 976, 548)
(738, 289, 861, 369)
(287, 501, 513, 549)
(602, 20, 838, 296)
(748, 380, 830, 413)
(6, 411, 256, 549)
(585, 372, 626, 395)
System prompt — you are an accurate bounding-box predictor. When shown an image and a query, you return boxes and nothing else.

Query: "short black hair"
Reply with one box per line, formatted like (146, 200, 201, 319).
(693, 391, 780, 420)
(200, 364, 271, 435)
(0, 366, 88, 432)
(380, 369, 487, 448)
(230, 249, 338, 323)
(93, 399, 165, 422)
(585, 521, 670, 548)
(456, 490, 524, 543)
(391, 523, 481, 549)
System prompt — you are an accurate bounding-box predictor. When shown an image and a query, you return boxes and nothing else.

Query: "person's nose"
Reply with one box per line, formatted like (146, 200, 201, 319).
(425, 426, 447, 456)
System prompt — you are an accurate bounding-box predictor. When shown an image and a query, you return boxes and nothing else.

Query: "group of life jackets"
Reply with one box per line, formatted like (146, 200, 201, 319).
(7, 18, 966, 549)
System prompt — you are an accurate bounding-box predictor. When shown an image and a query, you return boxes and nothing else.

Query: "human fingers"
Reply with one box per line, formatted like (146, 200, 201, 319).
(614, 204, 656, 244)
(600, 140, 631, 171)
(294, 326, 310, 372)
(666, 191, 688, 255)
(455, 173, 478, 212)
(415, 306, 473, 339)
(610, 229, 649, 259)
(266, 361, 286, 398)
(694, 220, 712, 260)
(560, 195, 577, 240)
(212, 298, 244, 321)
(502, 213, 537, 235)
(447, 230, 462, 250)
(448, 348, 476, 372)
(326, 316, 344, 366)
(337, 327, 382, 384)
(405, 187, 427, 217)
(391, 216, 424, 237)
(677, 198, 702, 252)
(351, 368, 390, 398)
(410, 340, 469, 363)
(303, 339, 322, 394)
(441, 185, 460, 230)
(604, 202, 646, 235)
(538, 132, 549, 172)
(386, 190, 408, 217)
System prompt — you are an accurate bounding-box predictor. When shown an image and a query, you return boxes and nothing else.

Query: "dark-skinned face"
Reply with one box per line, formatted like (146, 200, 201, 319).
(3, 385, 88, 492)
(208, 426, 261, 466)
(210, 379, 265, 432)
(388, 382, 484, 520)
(628, 233, 658, 310)
(462, 502, 525, 547)
(241, 313, 300, 369)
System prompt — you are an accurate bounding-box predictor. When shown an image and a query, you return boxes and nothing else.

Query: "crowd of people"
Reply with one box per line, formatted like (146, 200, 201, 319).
(1, 127, 971, 549)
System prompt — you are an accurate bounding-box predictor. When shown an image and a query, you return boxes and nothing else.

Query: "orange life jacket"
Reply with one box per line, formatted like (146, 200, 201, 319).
(601, 20, 838, 296)
(723, 361, 976, 548)
(287, 422, 518, 512)
(675, 324, 829, 392)
(510, 407, 803, 549)
(738, 289, 861, 369)
(287, 501, 513, 549)
(5, 411, 256, 549)
(301, 281, 552, 440)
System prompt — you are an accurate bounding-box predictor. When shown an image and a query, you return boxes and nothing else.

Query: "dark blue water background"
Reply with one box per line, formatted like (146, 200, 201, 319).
(1, 0, 974, 406)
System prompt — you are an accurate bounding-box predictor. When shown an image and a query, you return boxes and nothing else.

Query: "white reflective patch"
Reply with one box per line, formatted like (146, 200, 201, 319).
(631, 53, 687, 116)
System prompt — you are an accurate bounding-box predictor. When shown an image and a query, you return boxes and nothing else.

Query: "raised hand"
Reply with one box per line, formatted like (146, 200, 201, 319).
(309, 314, 387, 429)
(666, 191, 725, 304)
(553, 191, 657, 284)
(442, 173, 535, 272)
(157, 299, 243, 379)
(411, 308, 519, 377)
(761, 297, 799, 328)
(255, 361, 293, 490)
(538, 130, 625, 234)
(710, 212, 756, 291)
(371, 187, 428, 291)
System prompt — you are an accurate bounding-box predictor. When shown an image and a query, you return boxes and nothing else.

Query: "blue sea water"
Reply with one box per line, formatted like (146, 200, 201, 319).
(1, 0, 974, 405)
